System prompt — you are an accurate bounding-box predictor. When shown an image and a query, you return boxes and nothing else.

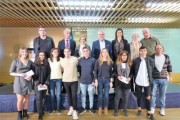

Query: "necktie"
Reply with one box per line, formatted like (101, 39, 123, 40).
(66, 40, 69, 48)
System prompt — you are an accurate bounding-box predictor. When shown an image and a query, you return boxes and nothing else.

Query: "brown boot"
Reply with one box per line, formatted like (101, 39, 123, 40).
(98, 108, 102, 115)
(104, 108, 108, 115)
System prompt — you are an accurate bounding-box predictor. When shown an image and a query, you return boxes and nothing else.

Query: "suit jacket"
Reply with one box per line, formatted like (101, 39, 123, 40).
(58, 39, 76, 58)
(74, 44, 91, 57)
(92, 40, 112, 59)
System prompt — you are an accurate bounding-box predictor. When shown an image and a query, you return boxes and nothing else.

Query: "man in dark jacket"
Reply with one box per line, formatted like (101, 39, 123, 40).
(58, 29, 76, 58)
(33, 26, 55, 58)
(132, 46, 155, 120)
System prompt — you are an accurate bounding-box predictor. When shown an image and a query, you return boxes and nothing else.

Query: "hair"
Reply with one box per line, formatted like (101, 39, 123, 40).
(63, 29, 70, 34)
(142, 28, 150, 32)
(50, 48, 60, 62)
(115, 28, 124, 40)
(98, 29, 105, 34)
(116, 51, 132, 66)
(79, 36, 86, 41)
(132, 32, 139, 38)
(155, 44, 165, 52)
(34, 51, 49, 65)
(98, 48, 113, 66)
(83, 46, 90, 51)
(18, 47, 29, 59)
(38, 25, 46, 30)
(139, 46, 147, 50)
(64, 48, 71, 52)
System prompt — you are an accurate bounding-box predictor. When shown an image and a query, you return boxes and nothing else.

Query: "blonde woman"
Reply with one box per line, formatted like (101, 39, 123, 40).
(129, 33, 142, 60)
(9, 47, 33, 120)
(94, 48, 113, 116)
(114, 51, 133, 116)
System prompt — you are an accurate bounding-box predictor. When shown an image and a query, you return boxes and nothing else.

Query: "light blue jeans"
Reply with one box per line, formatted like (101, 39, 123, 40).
(80, 83, 94, 109)
(151, 79, 168, 109)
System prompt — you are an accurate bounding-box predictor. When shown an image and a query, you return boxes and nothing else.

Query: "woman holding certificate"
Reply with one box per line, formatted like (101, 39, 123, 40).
(9, 47, 33, 120)
(113, 51, 132, 117)
(32, 51, 50, 120)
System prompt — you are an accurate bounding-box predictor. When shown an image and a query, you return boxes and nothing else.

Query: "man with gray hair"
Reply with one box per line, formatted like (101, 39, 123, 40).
(58, 29, 76, 58)
(141, 28, 161, 56)
(92, 29, 112, 59)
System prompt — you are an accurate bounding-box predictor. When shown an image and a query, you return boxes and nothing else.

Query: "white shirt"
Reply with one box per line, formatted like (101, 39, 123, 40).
(79, 44, 85, 57)
(135, 57, 149, 87)
(99, 40, 105, 50)
(155, 54, 165, 72)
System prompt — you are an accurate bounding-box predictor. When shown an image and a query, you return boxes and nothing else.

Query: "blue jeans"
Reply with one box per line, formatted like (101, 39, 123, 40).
(151, 79, 168, 109)
(49, 79, 62, 111)
(80, 83, 94, 109)
(98, 79, 110, 108)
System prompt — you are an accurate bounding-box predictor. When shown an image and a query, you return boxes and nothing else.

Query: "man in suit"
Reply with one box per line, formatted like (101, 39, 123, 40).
(92, 29, 112, 59)
(58, 29, 76, 58)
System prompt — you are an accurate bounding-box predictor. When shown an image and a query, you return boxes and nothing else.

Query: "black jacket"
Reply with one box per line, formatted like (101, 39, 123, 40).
(112, 39, 130, 62)
(132, 56, 154, 85)
(33, 36, 55, 58)
(58, 39, 76, 58)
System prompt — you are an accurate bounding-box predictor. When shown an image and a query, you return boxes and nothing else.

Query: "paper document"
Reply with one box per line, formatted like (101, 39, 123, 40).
(109, 88, 114, 93)
(25, 70, 34, 79)
(88, 85, 94, 91)
(119, 76, 129, 84)
(38, 86, 47, 91)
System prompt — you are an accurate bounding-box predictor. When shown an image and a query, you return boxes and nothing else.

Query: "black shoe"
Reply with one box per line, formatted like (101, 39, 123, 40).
(89, 108, 97, 115)
(23, 109, 29, 119)
(57, 110, 61, 115)
(114, 110, 118, 116)
(17, 110, 22, 120)
(38, 114, 43, 120)
(137, 110, 142, 116)
(78, 108, 86, 114)
(123, 109, 128, 116)
(147, 113, 156, 120)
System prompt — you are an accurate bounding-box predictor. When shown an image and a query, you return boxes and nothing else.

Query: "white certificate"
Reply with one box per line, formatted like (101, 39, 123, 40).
(25, 70, 34, 80)
(119, 76, 129, 84)
(38, 86, 47, 91)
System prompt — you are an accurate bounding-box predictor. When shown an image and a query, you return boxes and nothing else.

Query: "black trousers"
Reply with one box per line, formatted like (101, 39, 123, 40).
(135, 84, 151, 111)
(34, 86, 47, 115)
(114, 85, 130, 110)
(64, 81, 78, 110)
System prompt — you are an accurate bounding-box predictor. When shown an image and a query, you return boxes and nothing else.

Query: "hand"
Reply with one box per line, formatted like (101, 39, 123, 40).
(118, 76, 122, 80)
(168, 77, 172, 82)
(91, 82, 95, 86)
(21, 73, 26, 78)
(94, 79, 98, 87)
(42, 84, 47, 88)
(126, 77, 131, 82)
(26, 77, 32, 81)
(38, 84, 43, 88)
(110, 82, 113, 88)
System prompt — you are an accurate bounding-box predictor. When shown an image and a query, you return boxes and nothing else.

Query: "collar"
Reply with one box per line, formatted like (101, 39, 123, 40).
(83, 56, 90, 59)
(99, 40, 105, 42)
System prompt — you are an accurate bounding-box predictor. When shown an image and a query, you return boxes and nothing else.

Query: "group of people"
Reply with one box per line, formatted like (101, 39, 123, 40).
(9, 26, 172, 120)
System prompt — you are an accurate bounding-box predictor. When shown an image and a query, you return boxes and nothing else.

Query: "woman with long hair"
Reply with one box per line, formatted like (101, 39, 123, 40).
(32, 51, 50, 120)
(114, 51, 133, 116)
(48, 48, 63, 115)
(94, 48, 113, 116)
(112, 28, 130, 62)
(74, 36, 91, 58)
(9, 47, 33, 120)
(129, 33, 142, 60)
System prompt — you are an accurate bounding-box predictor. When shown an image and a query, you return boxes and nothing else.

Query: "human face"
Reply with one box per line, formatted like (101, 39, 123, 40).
(64, 31, 70, 39)
(121, 53, 128, 61)
(117, 30, 123, 38)
(133, 33, 139, 42)
(39, 52, 45, 61)
(38, 28, 46, 36)
(83, 48, 90, 58)
(64, 49, 71, 57)
(139, 49, 147, 58)
(98, 31, 105, 41)
(142, 30, 150, 39)
(155, 45, 163, 55)
(21, 49, 28, 59)
(102, 49, 108, 58)
(79, 37, 86, 45)
(52, 49, 59, 58)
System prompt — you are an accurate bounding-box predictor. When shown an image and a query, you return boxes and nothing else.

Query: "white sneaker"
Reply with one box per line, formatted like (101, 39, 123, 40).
(151, 107, 155, 114)
(73, 111, 78, 120)
(160, 109, 165, 116)
(67, 108, 73, 116)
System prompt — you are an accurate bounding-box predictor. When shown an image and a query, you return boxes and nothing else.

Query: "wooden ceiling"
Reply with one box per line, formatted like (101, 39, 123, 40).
(0, 0, 180, 28)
